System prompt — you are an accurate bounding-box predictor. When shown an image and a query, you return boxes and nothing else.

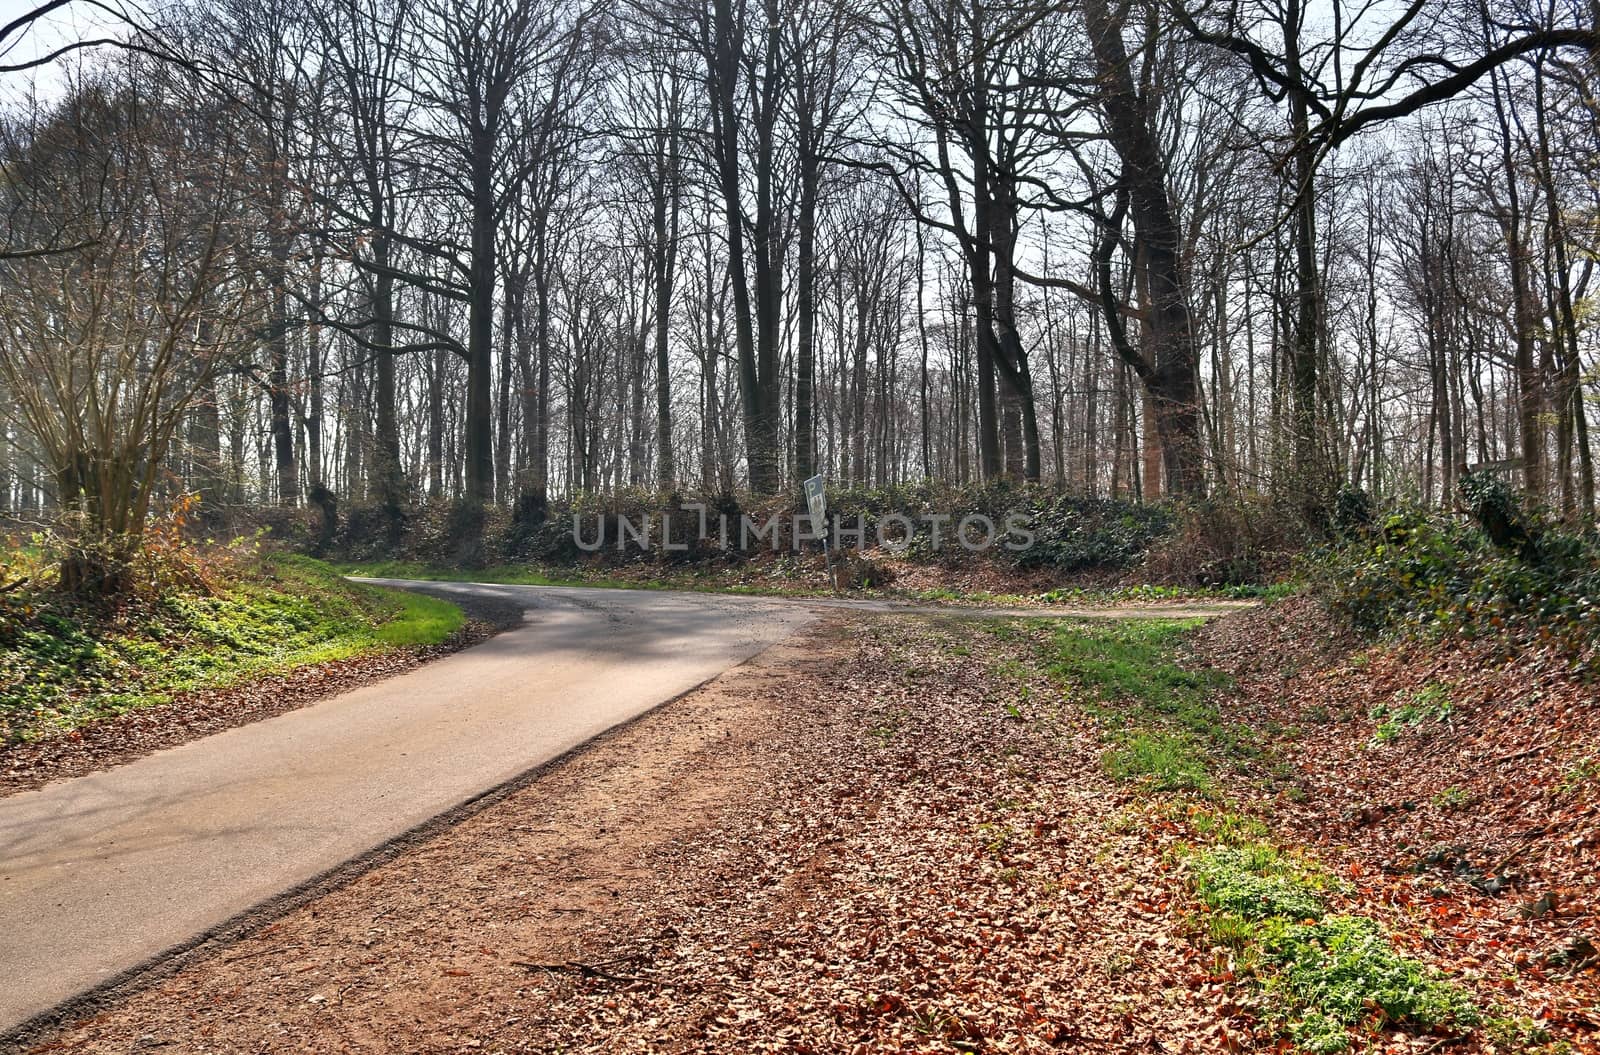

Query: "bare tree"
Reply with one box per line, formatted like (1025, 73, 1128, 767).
(0, 67, 255, 591)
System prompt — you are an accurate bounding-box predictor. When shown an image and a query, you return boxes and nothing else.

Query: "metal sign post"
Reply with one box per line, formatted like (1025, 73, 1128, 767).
(803, 474, 834, 591)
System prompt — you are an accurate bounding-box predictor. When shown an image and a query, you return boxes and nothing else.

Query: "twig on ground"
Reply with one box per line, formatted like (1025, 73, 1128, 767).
(510, 957, 642, 983)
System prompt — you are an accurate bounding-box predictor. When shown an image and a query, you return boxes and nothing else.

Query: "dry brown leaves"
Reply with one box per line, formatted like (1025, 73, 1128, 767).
(1191, 597, 1600, 1051)
(512, 619, 1225, 1054)
(28, 597, 1595, 1055)
(26, 615, 1233, 1055)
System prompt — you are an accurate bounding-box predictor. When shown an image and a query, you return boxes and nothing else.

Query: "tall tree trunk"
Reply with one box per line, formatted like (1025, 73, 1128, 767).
(371, 260, 404, 534)
(795, 120, 819, 483)
(1489, 65, 1544, 500)
(305, 256, 325, 492)
(989, 174, 1042, 481)
(427, 344, 445, 501)
(268, 273, 297, 507)
(496, 289, 515, 499)
(1532, 59, 1595, 516)
(1082, 0, 1204, 495)
(1285, 2, 1329, 516)
(464, 157, 497, 506)
(708, 0, 776, 493)
(654, 115, 680, 491)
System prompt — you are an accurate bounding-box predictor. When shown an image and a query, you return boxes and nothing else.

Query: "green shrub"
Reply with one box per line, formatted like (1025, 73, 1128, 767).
(1267, 916, 1482, 1047)
(1189, 845, 1327, 922)
(1011, 492, 1175, 572)
(1316, 474, 1600, 662)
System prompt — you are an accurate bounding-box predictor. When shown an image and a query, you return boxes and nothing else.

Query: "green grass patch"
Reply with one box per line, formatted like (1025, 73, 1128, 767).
(1, 555, 463, 742)
(1267, 916, 1482, 1052)
(1370, 682, 1454, 743)
(333, 559, 577, 587)
(1049, 619, 1219, 709)
(1037, 616, 1488, 1052)
(1104, 732, 1213, 792)
(1189, 844, 1329, 922)
(1042, 619, 1245, 792)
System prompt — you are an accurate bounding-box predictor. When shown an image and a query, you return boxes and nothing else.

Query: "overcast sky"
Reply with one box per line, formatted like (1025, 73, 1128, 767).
(0, 0, 138, 101)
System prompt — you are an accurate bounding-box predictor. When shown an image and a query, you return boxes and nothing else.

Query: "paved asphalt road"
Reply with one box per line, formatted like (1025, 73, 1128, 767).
(0, 581, 1248, 1035)
(0, 584, 816, 1034)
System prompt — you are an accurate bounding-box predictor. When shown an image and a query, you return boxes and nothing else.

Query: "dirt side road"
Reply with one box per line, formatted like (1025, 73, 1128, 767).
(18, 613, 1222, 1055)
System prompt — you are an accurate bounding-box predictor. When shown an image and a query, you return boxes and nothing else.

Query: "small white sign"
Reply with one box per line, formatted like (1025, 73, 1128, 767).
(803, 474, 826, 526)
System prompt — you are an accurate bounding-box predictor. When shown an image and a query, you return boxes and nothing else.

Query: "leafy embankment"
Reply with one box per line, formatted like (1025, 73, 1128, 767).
(0, 554, 463, 744)
(1192, 598, 1599, 1052)
(1044, 615, 1578, 1053)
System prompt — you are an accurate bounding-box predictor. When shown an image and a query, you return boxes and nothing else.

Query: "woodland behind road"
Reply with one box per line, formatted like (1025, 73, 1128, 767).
(0, 0, 1594, 554)
(0, 0, 1597, 1046)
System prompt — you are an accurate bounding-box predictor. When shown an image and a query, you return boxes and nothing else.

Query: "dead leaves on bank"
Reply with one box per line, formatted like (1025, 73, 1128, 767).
(1191, 597, 1600, 1051)
(27, 598, 1600, 1054)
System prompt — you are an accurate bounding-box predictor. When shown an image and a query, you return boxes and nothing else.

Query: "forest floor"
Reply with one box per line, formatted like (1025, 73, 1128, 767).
(19, 598, 1598, 1054)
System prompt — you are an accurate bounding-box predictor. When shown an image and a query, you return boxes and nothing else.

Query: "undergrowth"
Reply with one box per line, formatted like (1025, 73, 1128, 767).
(1045, 619, 1238, 792)
(1188, 842, 1483, 1052)
(1316, 473, 1600, 666)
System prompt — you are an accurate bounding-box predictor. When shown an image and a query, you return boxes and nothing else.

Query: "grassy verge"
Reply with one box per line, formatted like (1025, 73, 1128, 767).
(1028, 618, 1511, 1053)
(1046, 619, 1238, 792)
(1, 555, 464, 743)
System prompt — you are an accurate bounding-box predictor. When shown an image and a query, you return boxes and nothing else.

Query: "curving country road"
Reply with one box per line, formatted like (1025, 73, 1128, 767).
(0, 581, 1247, 1038)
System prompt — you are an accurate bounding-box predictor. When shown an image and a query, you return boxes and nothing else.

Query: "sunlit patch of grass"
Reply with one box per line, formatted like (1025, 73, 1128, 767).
(1189, 843, 1330, 922)
(1, 556, 463, 742)
(1044, 619, 1249, 792)
(1104, 732, 1213, 793)
(372, 589, 465, 647)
